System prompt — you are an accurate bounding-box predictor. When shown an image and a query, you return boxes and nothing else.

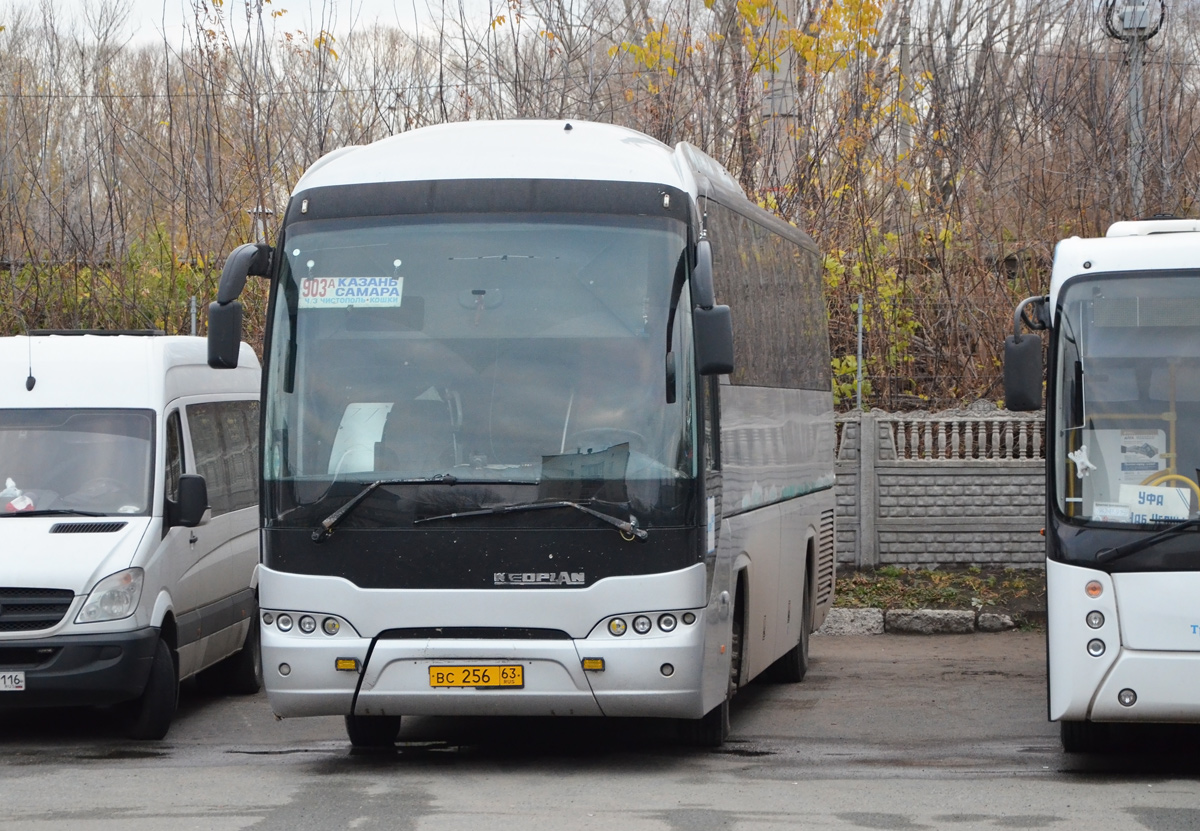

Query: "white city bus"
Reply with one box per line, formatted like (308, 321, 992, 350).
(208, 120, 836, 748)
(1006, 217, 1200, 752)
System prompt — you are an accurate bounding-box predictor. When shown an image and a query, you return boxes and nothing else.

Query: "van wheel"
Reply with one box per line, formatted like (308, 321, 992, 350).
(223, 615, 264, 695)
(765, 583, 811, 683)
(121, 637, 178, 740)
(197, 616, 263, 696)
(345, 714, 402, 748)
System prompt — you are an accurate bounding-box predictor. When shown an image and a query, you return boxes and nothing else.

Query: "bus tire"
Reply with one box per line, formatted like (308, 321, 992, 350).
(121, 636, 178, 740)
(345, 714, 402, 748)
(765, 583, 811, 683)
(1060, 720, 1108, 753)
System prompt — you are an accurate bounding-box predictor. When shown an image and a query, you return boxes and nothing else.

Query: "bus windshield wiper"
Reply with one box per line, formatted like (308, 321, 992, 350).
(312, 474, 460, 542)
(0, 508, 109, 518)
(1095, 517, 1200, 563)
(414, 499, 649, 541)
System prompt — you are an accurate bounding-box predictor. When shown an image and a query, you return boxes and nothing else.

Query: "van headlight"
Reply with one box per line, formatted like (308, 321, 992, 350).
(76, 568, 144, 623)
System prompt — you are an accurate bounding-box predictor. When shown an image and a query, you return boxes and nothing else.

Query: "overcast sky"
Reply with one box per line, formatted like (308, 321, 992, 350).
(7, 0, 492, 46)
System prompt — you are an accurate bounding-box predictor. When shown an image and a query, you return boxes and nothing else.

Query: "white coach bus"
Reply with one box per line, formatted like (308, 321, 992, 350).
(1006, 217, 1200, 752)
(207, 120, 836, 748)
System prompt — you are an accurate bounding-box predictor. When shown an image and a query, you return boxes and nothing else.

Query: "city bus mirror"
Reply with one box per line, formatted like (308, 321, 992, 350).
(1004, 334, 1043, 411)
(665, 351, 677, 404)
(693, 239, 715, 309)
(695, 305, 734, 375)
(208, 300, 244, 369)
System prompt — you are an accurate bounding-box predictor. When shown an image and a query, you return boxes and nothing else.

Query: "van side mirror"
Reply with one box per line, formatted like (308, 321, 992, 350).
(175, 474, 210, 528)
(208, 242, 272, 369)
(695, 305, 734, 376)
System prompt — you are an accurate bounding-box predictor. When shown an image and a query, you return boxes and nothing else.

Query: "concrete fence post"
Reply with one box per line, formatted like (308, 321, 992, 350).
(858, 410, 879, 569)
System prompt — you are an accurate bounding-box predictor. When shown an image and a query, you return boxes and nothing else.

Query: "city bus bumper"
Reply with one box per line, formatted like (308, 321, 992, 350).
(1088, 650, 1200, 722)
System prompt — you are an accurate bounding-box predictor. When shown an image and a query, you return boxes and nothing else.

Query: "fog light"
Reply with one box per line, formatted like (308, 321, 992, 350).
(1085, 580, 1104, 598)
(1087, 638, 1106, 657)
(609, 618, 627, 636)
(299, 615, 317, 634)
(658, 614, 677, 632)
(262, 612, 274, 625)
(682, 612, 696, 625)
(1118, 688, 1137, 707)
(323, 617, 340, 636)
(278, 663, 291, 676)
(1086, 610, 1104, 629)
(276, 614, 293, 632)
(633, 615, 652, 634)
(660, 663, 674, 677)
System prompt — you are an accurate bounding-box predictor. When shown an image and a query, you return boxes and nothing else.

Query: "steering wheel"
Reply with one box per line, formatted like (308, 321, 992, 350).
(1139, 471, 1200, 505)
(564, 428, 648, 454)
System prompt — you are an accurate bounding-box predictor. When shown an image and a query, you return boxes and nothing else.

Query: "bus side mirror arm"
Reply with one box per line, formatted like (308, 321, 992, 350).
(1003, 295, 1048, 412)
(208, 242, 272, 369)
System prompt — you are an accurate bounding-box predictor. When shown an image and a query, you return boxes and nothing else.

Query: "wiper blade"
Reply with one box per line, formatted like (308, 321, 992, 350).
(312, 474, 459, 542)
(1096, 517, 1200, 563)
(414, 499, 648, 541)
(0, 508, 108, 518)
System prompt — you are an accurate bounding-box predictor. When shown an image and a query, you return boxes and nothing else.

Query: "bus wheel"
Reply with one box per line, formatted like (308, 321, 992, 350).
(120, 637, 178, 740)
(1060, 720, 1109, 753)
(766, 584, 811, 683)
(345, 714, 402, 748)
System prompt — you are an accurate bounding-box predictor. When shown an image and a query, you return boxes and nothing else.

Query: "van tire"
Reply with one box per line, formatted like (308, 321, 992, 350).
(223, 615, 264, 695)
(122, 637, 178, 740)
(196, 616, 263, 696)
(345, 714, 403, 748)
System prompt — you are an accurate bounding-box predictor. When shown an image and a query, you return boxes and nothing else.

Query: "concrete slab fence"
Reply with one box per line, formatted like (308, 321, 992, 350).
(835, 404, 1046, 570)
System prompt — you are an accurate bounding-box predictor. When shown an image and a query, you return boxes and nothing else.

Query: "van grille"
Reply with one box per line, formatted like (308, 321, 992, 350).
(50, 522, 127, 534)
(0, 588, 75, 632)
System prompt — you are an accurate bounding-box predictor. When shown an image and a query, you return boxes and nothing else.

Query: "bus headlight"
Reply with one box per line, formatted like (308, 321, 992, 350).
(658, 614, 677, 632)
(1087, 638, 1106, 657)
(633, 615, 652, 634)
(609, 618, 627, 636)
(1086, 611, 1104, 629)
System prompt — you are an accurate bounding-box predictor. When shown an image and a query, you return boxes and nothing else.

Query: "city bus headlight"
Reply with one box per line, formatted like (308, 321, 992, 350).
(1087, 638, 1106, 657)
(609, 618, 627, 636)
(1086, 611, 1104, 629)
(633, 615, 652, 634)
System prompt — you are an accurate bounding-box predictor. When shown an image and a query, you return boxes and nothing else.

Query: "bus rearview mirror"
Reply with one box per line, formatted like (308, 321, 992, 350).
(695, 305, 734, 376)
(1004, 334, 1043, 411)
(208, 301, 244, 369)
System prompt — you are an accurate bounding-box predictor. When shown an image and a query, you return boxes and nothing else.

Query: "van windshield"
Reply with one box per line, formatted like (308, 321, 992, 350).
(0, 409, 155, 516)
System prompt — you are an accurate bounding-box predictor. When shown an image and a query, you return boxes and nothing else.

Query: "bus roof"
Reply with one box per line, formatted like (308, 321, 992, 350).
(292, 120, 743, 202)
(1050, 225, 1200, 323)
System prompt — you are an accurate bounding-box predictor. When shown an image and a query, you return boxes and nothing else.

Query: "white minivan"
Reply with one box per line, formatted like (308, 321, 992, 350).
(0, 332, 261, 739)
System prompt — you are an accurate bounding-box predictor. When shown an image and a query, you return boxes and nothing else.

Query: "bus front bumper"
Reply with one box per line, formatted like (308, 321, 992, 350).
(262, 615, 710, 720)
(1087, 649, 1200, 722)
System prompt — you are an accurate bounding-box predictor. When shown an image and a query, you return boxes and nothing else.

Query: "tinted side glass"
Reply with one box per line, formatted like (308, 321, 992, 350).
(186, 400, 259, 516)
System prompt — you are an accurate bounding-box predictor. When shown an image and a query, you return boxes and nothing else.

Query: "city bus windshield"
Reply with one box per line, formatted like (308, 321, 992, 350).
(263, 213, 695, 525)
(1055, 273, 1200, 527)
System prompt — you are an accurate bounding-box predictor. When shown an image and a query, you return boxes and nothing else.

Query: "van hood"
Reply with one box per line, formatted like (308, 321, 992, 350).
(0, 516, 150, 594)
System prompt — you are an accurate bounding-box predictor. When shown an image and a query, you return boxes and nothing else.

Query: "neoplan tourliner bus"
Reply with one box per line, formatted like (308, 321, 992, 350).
(1006, 217, 1200, 752)
(208, 120, 837, 748)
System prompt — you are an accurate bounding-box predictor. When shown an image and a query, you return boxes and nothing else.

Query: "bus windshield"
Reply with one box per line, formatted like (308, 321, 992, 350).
(263, 213, 695, 525)
(1055, 273, 1200, 526)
